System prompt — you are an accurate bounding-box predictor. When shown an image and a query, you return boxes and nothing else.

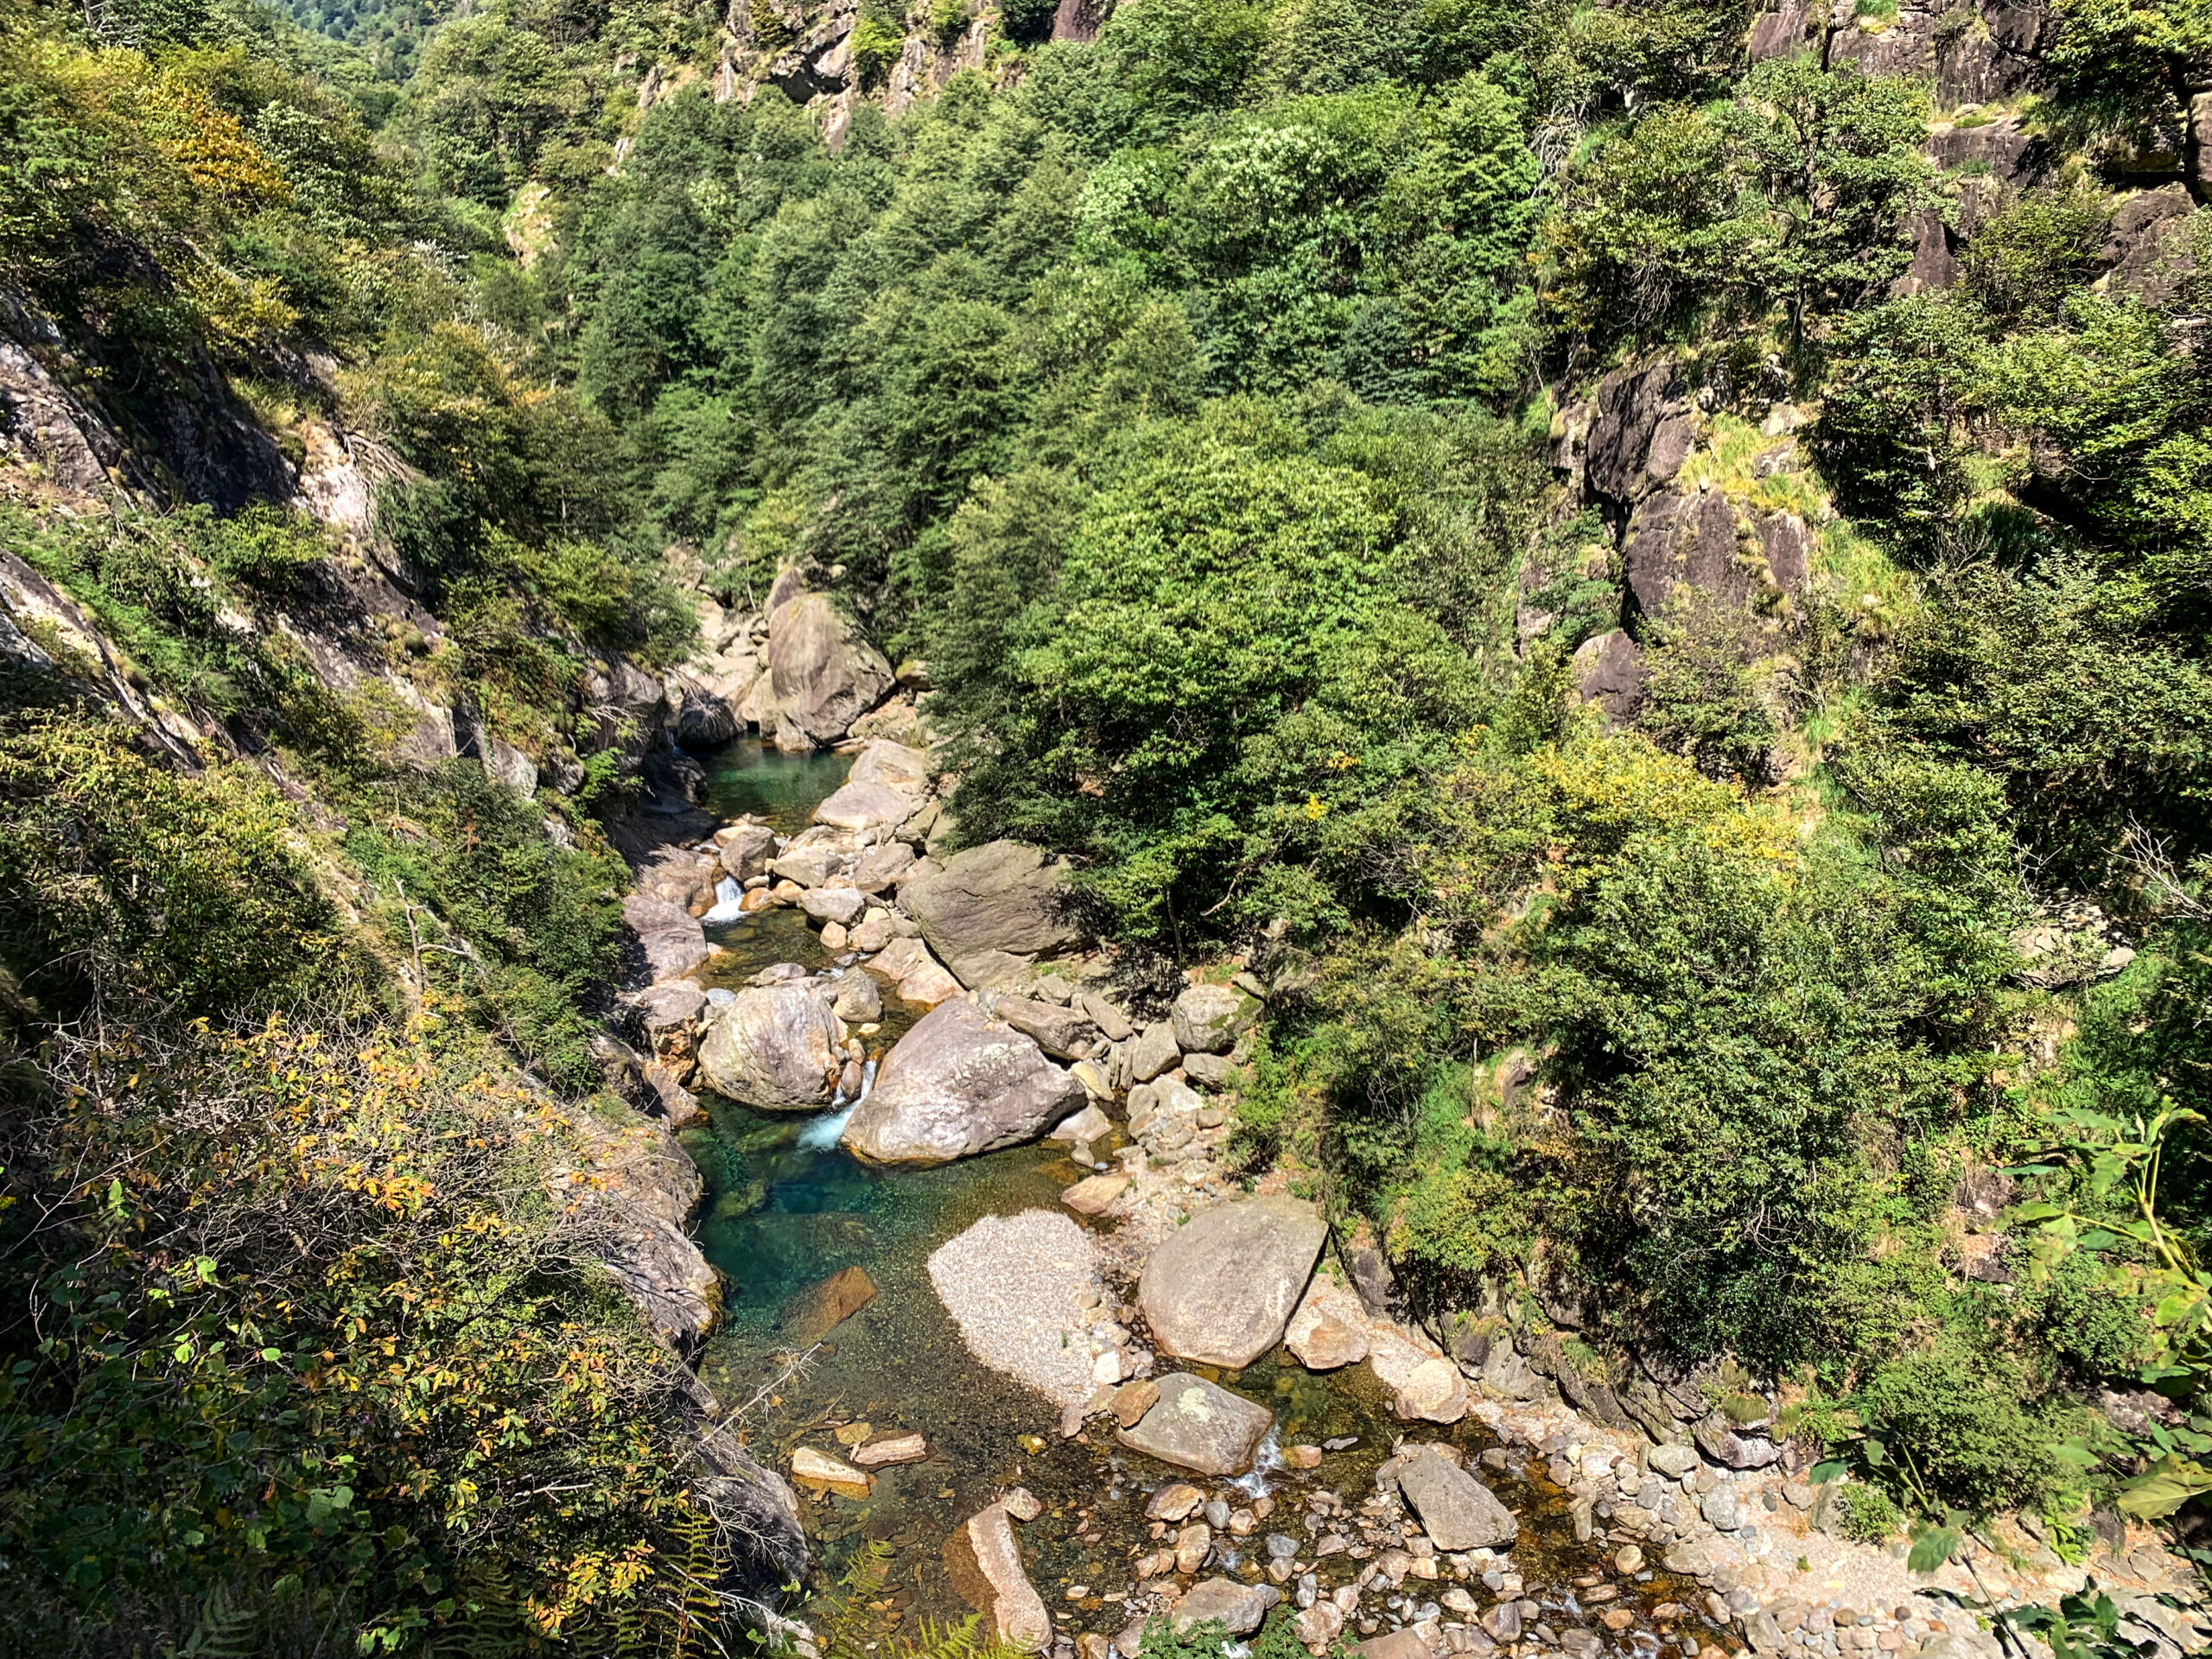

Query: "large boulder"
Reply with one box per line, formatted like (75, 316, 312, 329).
(622, 893, 710, 986)
(696, 982, 847, 1110)
(815, 739, 933, 832)
(716, 822, 778, 881)
(1138, 1196, 1327, 1369)
(902, 840, 1087, 966)
(1116, 1372, 1274, 1477)
(765, 592, 894, 747)
(841, 998, 1085, 1165)
(1393, 1445, 1518, 1550)
(1169, 984, 1258, 1054)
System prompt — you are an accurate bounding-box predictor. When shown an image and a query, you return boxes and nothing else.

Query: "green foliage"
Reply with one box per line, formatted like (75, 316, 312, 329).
(1835, 1482, 1904, 1542)
(0, 713, 372, 1024)
(0, 1018, 718, 1654)
(1635, 593, 1787, 785)
(1543, 59, 1937, 345)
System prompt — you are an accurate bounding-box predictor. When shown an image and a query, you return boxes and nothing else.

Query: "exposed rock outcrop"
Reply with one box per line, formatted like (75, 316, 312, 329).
(902, 840, 1087, 975)
(763, 591, 894, 748)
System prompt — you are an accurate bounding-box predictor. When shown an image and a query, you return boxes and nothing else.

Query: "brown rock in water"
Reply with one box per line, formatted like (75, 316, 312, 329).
(1146, 1482, 1205, 1522)
(944, 1503, 1052, 1652)
(791, 1446, 871, 1499)
(783, 1264, 878, 1345)
(1112, 1378, 1162, 1429)
(852, 1432, 928, 1468)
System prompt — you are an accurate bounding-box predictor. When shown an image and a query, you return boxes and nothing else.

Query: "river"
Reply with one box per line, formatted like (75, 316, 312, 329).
(673, 739, 1693, 1658)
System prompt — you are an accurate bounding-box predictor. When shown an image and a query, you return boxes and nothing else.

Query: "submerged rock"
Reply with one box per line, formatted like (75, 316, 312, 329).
(696, 982, 846, 1111)
(1138, 1195, 1328, 1369)
(842, 999, 1084, 1165)
(944, 1502, 1051, 1652)
(1116, 1372, 1274, 1477)
(783, 1262, 877, 1346)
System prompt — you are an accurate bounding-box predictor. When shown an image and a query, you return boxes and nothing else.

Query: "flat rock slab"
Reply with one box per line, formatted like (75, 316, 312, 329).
(842, 998, 1084, 1166)
(791, 1446, 870, 1499)
(926, 1210, 1102, 1407)
(1116, 1372, 1273, 1478)
(852, 1432, 928, 1468)
(944, 1503, 1051, 1652)
(1062, 1173, 1130, 1216)
(1138, 1195, 1327, 1369)
(696, 981, 845, 1111)
(1394, 1444, 1518, 1550)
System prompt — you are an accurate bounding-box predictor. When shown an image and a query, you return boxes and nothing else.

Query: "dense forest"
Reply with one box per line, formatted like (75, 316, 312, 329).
(0, 0, 2208, 1646)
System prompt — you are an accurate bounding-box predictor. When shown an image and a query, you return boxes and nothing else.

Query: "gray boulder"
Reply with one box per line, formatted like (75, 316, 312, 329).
(798, 886, 868, 927)
(1139, 1195, 1327, 1369)
(1694, 1410, 1785, 1471)
(903, 840, 1086, 963)
(815, 739, 932, 832)
(1172, 1579, 1279, 1636)
(623, 893, 710, 986)
(1395, 1445, 1518, 1550)
(852, 840, 917, 893)
(993, 995, 1098, 1060)
(1128, 1020, 1181, 1083)
(696, 982, 847, 1111)
(830, 970, 882, 1022)
(1116, 1372, 1274, 1477)
(1170, 984, 1257, 1054)
(716, 823, 778, 881)
(841, 998, 1085, 1165)
(765, 592, 893, 746)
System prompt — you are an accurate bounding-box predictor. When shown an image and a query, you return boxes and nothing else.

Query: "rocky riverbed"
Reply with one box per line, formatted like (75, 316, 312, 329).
(602, 721, 2210, 1659)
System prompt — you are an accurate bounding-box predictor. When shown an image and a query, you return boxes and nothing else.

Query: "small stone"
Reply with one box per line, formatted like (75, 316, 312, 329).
(835, 1421, 873, 1446)
(1147, 1483, 1206, 1522)
(1113, 1379, 1163, 1429)
(1064, 1173, 1132, 1216)
(1229, 1508, 1257, 1536)
(1648, 1445, 1699, 1478)
(1604, 1610, 1637, 1632)
(1005, 1487, 1043, 1522)
(1615, 1545, 1643, 1575)
(791, 1446, 871, 1497)
(853, 1433, 928, 1468)
(1175, 1522, 1213, 1574)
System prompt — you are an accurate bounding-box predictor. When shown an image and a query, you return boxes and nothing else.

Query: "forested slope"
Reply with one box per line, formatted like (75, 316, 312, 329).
(0, 0, 2208, 1648)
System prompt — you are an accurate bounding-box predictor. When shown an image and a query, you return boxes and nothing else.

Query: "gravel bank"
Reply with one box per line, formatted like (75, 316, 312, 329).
(927, 1210, 1105, 1408)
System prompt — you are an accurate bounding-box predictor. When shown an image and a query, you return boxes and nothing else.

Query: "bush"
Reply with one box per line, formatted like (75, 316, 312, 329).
(1852, 1343, 2063, 1514)
(0, 1019, 718, 1654)
(1835, 1482, 1903, 1542)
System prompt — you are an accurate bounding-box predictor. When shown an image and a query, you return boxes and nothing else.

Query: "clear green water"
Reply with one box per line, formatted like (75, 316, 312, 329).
(676, 739, 1694, 1650)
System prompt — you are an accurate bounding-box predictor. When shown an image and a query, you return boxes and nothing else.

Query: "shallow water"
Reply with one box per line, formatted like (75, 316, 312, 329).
(677, 738, 1696, 1651)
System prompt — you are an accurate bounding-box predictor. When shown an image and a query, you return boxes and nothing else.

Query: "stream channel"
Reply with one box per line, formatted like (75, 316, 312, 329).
(671, 739, 1694, 1657)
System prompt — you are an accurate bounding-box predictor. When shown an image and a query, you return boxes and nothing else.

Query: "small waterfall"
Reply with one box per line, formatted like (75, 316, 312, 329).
(702, 875, 746, 924)
(1228, 1423, 1284, 1502)
(795, 1058, 875, 1151)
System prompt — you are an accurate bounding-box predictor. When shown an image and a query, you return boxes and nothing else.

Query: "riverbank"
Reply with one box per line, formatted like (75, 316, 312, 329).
(609, 734, 2209, 1659)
